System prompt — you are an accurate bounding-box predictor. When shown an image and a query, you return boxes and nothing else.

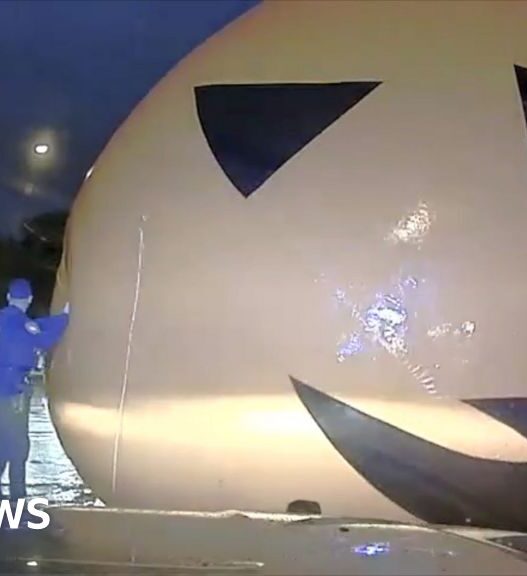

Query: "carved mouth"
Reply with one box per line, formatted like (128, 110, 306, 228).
(290, 376, 527, 532)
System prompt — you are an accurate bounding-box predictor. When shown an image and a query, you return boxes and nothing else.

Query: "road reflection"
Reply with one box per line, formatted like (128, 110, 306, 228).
(1, 385, 102, 507)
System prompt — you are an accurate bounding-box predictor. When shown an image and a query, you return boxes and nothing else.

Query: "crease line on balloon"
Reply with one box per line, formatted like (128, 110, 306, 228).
(111, 224, 145, 493)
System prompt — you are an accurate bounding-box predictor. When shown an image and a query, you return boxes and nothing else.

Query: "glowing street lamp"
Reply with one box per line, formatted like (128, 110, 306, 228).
(34, 143, 50, 155)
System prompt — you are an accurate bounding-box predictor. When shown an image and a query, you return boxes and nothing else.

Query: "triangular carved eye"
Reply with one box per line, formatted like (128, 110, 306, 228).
(195, 82, 381, 198)
(515, 65, 527, 131)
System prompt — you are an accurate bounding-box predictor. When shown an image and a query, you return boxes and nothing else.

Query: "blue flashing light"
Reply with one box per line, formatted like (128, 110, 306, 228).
(353, 542, 391, 557)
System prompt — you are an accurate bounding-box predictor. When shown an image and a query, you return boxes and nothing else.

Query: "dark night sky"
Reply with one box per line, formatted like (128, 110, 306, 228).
(0, 0, 257, 238)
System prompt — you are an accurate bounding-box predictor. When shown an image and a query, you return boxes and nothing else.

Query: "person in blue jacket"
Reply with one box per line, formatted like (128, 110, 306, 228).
(0, 278, 69, 503)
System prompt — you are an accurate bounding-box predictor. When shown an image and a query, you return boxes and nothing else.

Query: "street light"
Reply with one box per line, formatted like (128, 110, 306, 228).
(34, 143, 50, 155)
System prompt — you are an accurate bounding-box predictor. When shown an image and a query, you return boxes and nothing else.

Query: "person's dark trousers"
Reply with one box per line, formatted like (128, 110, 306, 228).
(0, 392, 30, 501)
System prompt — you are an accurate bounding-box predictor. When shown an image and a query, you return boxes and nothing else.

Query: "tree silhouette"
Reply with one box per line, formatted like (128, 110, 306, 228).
(0, 211, 67, 315)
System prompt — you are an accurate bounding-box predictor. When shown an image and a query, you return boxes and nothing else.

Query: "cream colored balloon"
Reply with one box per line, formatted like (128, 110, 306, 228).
(49, 0, 527, 520)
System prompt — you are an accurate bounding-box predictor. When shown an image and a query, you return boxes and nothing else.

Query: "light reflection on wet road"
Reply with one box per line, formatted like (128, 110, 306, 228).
(1, 385, 102, 507)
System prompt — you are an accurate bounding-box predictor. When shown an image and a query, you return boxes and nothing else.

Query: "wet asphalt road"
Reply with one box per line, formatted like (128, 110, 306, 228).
(1, 385, 101, 507)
